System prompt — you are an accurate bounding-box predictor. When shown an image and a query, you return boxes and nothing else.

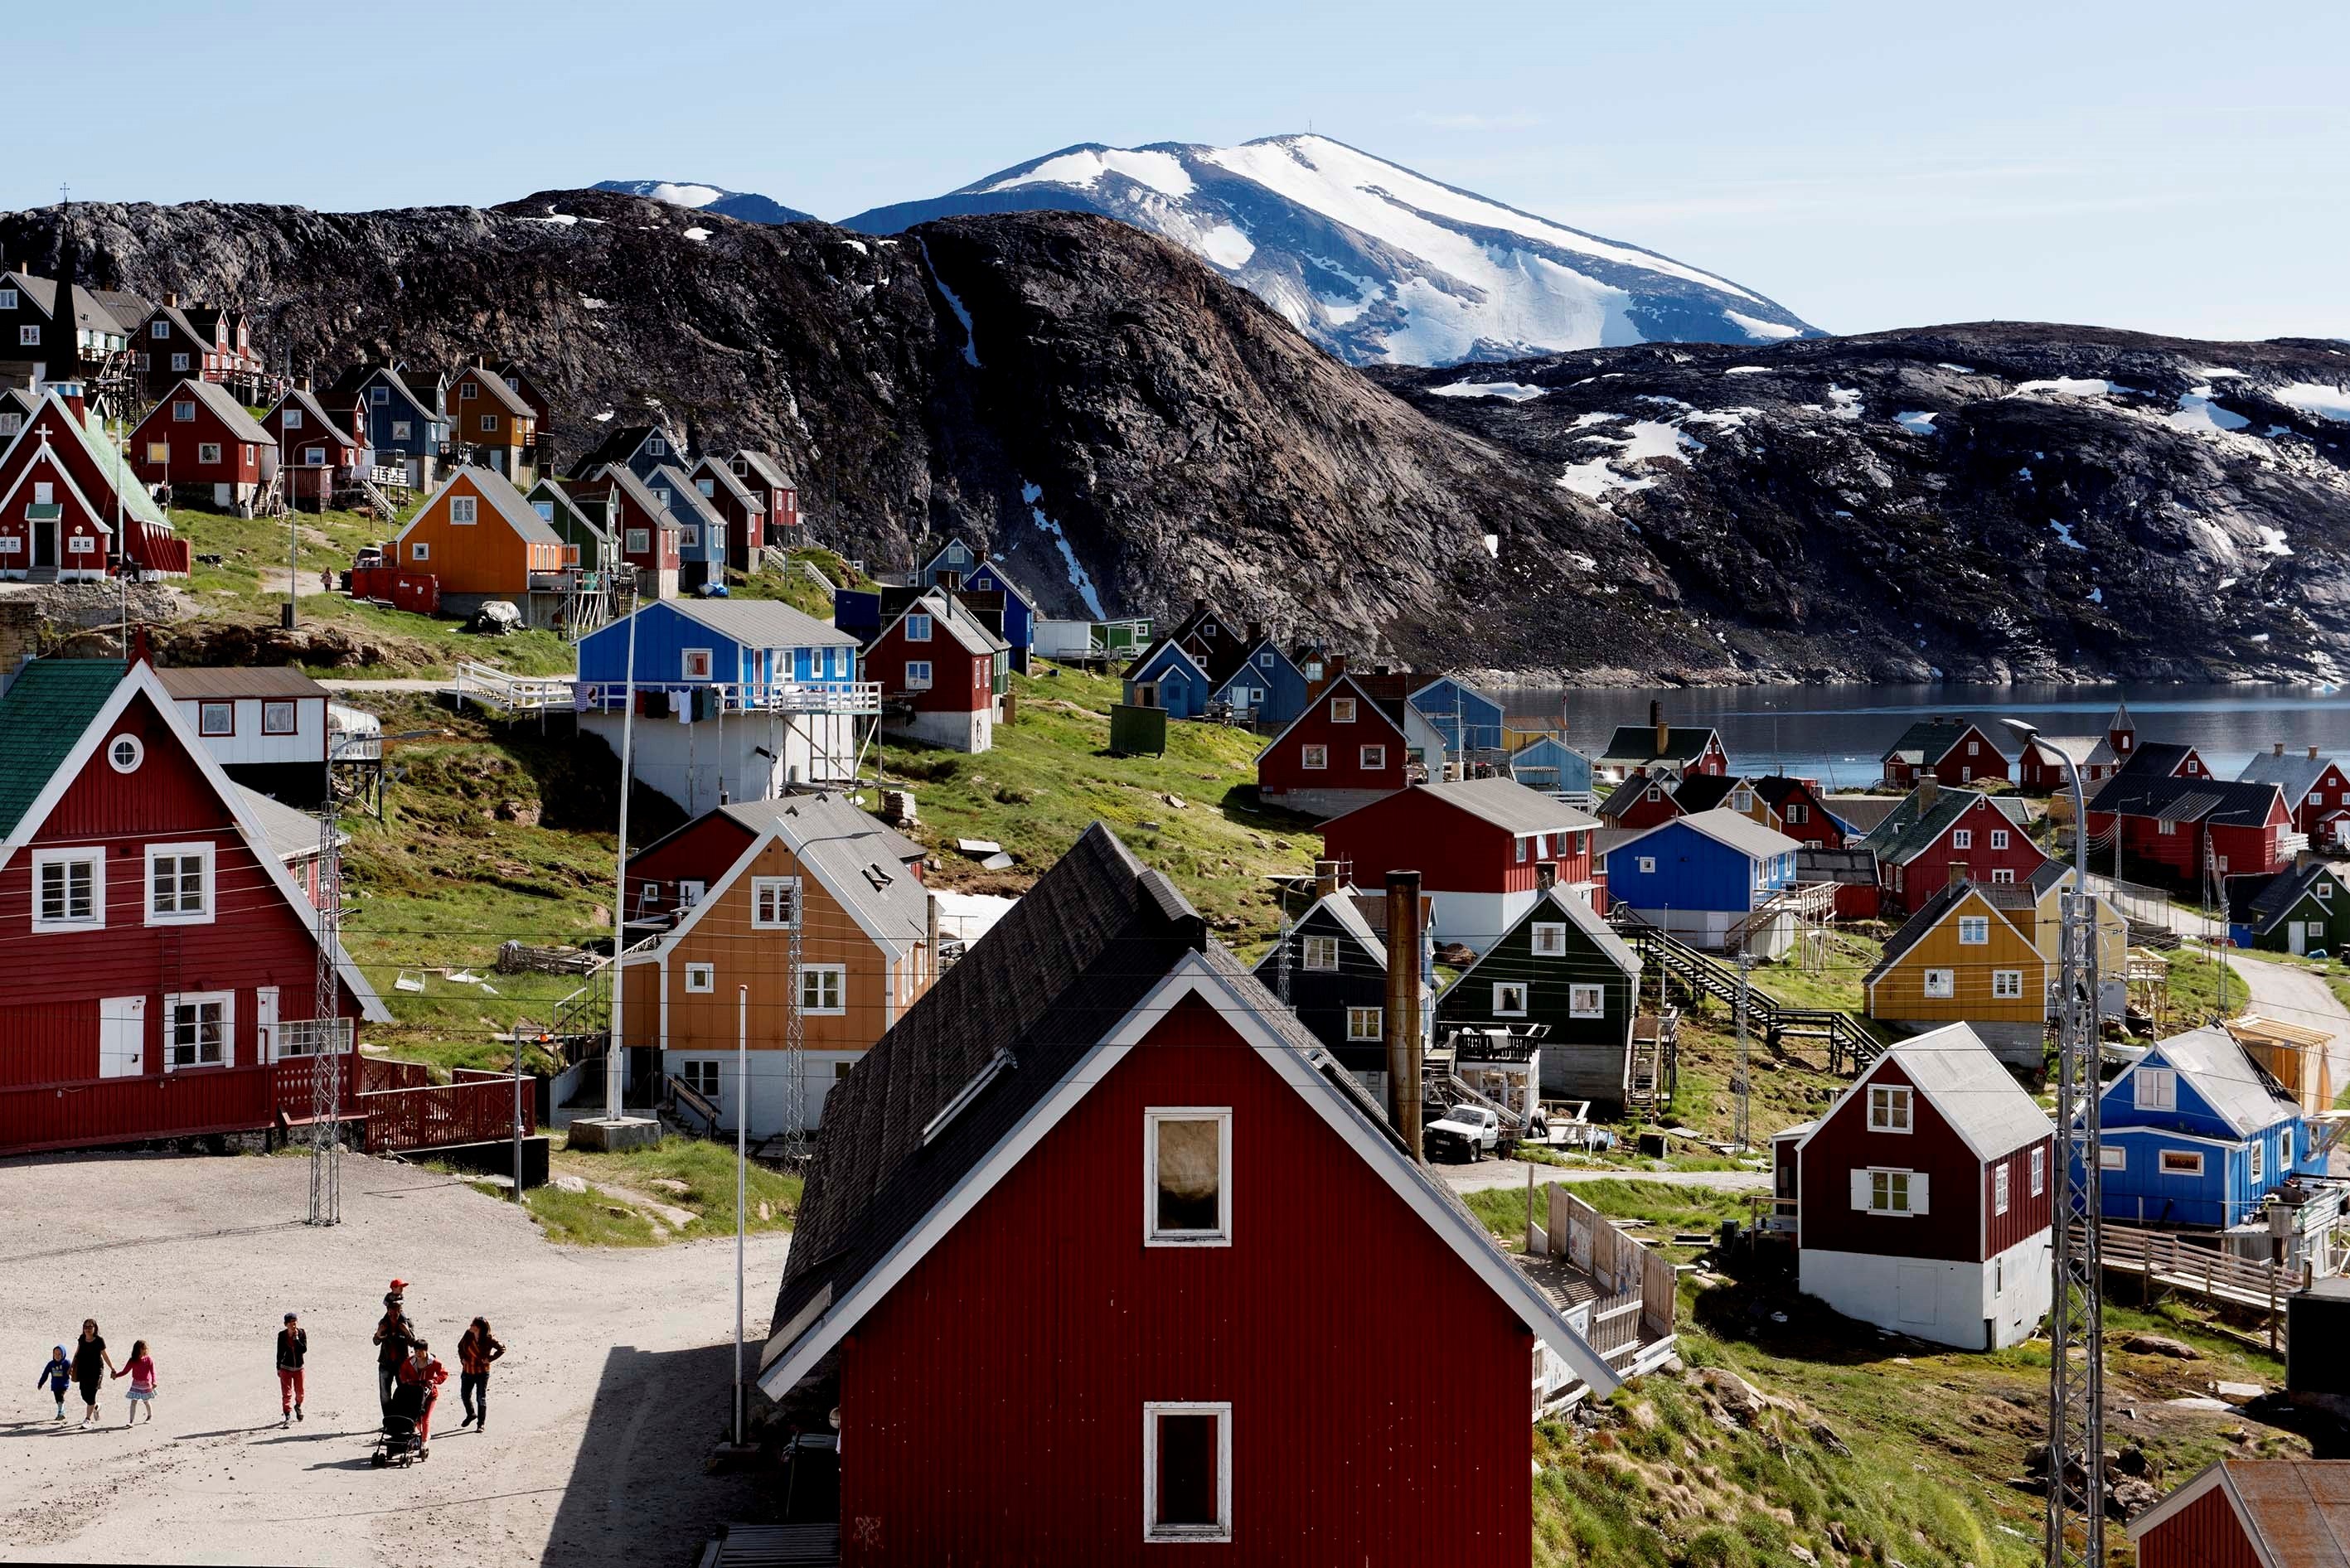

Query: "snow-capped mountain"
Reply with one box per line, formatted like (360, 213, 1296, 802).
(591, 179, 813, 225)
(841, 134, 1819, 365)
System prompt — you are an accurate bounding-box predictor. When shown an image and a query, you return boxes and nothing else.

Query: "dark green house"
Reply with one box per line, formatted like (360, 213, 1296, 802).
(2225, 862, 2350, 955)
(1435, 885, 1642, 1106)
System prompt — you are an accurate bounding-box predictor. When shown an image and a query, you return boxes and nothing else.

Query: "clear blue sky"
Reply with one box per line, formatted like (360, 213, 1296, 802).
(11, 0, 2345, 341)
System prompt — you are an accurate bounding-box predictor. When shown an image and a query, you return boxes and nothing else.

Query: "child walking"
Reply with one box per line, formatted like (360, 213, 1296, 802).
(457, 1318, 504, 1431)
(113, 1340, 157, 1424)
(36, 1345, 70, 1421)
(275, 1314, 308, 1428)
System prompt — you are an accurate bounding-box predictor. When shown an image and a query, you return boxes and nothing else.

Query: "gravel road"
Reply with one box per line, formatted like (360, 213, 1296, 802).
(1437, 1157, 1771, 1197)
(0, 1149, 787, 1567)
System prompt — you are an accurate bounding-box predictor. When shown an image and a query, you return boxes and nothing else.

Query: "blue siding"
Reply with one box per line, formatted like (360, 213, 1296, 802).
(1601, 820, 1790, 913)
(1123, 644, 1212, 718)
(835, 590, 884, 641)
(575, 602, 856, 691)
(1509, 737, 1594, 797)
(1212, 642, 1309, 726)
(961, 561, 1035, 671)
(2086, 1045, 2318, 1228)
(1410, 678, 1507, 754)
(354, 377, 446, 459)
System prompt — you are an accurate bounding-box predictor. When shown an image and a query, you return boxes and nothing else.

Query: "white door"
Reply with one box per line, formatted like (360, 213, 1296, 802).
(1897, 1264, 1937, 1326)
(256, 985, 279, 1062)
(2291, 922, 2308, 956)
(99, 997, 146, 1078)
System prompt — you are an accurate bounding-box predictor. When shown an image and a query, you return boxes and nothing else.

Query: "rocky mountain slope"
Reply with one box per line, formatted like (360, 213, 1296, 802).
(2, 191, 2346, 681)
(590, 179, 815, 225)
(841, 135, 1820, 365)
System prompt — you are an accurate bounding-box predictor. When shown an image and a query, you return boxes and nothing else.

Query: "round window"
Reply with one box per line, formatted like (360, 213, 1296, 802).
(108, 734, 143, 773)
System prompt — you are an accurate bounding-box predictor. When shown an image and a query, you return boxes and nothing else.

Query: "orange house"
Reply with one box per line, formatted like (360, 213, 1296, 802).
(445, 362, 538, 483)
(618, 794, 936, 1135)
(391, 465, 569, 622)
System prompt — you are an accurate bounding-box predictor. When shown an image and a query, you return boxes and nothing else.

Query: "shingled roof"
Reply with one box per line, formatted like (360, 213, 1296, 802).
(1597, 724, 1720, 767)
(2225, 862, 2348, 935)
(1880, 719, 2000, 768)
(2238, 748, 2334, 808)
(0, 659, 125, 837)
(1855, 785, 1987, 865)
(2088, 771, 2281, 828)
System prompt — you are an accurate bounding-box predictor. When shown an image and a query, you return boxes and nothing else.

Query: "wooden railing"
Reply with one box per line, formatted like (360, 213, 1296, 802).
(1613, 913, 1882, 1074)
(361, 1075, 534, 1154)
(0, 1053, 352, 1159)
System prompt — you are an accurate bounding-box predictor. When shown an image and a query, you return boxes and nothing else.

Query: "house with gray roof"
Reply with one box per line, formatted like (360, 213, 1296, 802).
(2239, 743, 2350, 845)
(1879, 717, 2010, 788)
(2092, 1025, 2321, 1230)
(1855, 780, 2051, 915)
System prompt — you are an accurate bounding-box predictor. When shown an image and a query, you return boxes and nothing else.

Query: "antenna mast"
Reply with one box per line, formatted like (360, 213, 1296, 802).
(307, 803, 345, 1226)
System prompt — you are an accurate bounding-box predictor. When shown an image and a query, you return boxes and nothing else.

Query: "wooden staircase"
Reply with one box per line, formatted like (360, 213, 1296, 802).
(1610, 910, 1882, 1074)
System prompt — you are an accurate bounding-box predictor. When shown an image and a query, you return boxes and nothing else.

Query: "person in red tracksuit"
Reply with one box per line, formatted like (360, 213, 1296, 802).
(395, 1339, 449, 1459)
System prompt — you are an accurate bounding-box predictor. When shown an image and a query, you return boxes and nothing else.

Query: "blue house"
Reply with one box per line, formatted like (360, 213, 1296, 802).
(1410, 675, 1507, 757)
(916, 535, 984, 588)
(1601, 808, 1802, 954)
(643, 465, 731, 593)
(1209, 633, 1310, 727)
(325, 364, 448, 490)
(1508, 734, 1596, 804)
(577, 597, 861, 696)
(569, 423, 684, 483)
(2088, 1026, 2318, 1230)
(1122, 636, 1215, 718)
(959, 556, 1037, 674)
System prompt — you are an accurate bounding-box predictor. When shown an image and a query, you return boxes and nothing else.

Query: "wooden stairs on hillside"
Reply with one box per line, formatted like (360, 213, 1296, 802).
(1610, 910, 1882, 1075)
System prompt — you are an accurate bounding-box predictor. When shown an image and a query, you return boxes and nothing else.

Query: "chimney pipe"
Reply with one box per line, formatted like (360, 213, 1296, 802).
(1384, 871, 1424, 1160)
(926, 890, 941, 985)
(1248, 620, 1265, 644)
(163, 291, 177, 307)
(1653, 701, 1669, 758)
(2311, 745, 2321, 761)
(1313, 859, 1340, 899)
(1918, 775, 1940, 811)
(1192, 596, 1207, 617)
(2275, 743, 2286, 757)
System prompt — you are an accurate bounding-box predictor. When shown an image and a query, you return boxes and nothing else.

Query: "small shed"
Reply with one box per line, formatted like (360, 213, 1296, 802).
(2125, 1459, 2350, 1568)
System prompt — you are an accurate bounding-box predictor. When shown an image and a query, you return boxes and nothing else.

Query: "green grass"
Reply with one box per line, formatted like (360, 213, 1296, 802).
(514, 1182, 665, 1246)
(2162, 946, 2249, 1028)
(522, 1136, 805, 1246)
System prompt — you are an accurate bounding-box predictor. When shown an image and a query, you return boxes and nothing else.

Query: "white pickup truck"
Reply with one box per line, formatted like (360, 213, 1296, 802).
(1425, 1104, 1501, 1163)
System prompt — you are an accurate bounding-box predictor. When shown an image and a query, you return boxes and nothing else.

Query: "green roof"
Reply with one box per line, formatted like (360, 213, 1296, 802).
(0, 660, 125, 838)
(1854, 784, 1984, 864)
(61, 401, 170, 532)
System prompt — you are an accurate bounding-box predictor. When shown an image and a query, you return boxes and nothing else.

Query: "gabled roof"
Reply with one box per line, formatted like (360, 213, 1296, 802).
(1668, 773, 1746, 815)
(1598, 724, 1721, 766)
(1796, 1023, 2052, 1162)
(1611, 806, 1800, 864)
(1797, 845, 1876, 885)
(882, 590, 1007, 656)
(1508, 733, 1587, 766)
(1450, 885, 1640, 991)
(330, 364, 441, 418)
(89, 288, 152, 335)
(2113, 740, 2202, 782)
(1854, 785, 1986, 865)
(1406, 777, 1597, 837)
(0, 269, 133, 335)
(600, 463, 680, 527)
(2089, 771, 2283, 828)
(266, 386, 356, 448)
(143, 379, 275, 446)
(647, 463, 728, 530)
(687, 453, 763, 512)
(657, 793, 928, 951)
(1123, 631, 1210, 685)
(0, 440, 107, 535)
(42, 394, 169, 531)
(1252, 888, 1389, 977)
(2125, 1459, 2350, 1566)
(2112, 1026, 2302, 1137)
(1254, 670, 1408, 763)
(2237, 749, 2334, 807)
(1597, 767, 1677, 821)
(2029, 858, 2075, 898)
(1880, 719, 1997, 767)
(959, 556, 1040, 617)
(758, 824, 1619, 1401)
(235, 782, 337, 864)
(653, 595, 859, 650)
(730, 449, 795, 490)
(2226, 863, 2346, 933)
(1863, 882, 2032, 988)
(396, 464, 560, 549)
(568, 423, 671, 476)
(525, 477, 608, 538)
(449, 363, 534, 419)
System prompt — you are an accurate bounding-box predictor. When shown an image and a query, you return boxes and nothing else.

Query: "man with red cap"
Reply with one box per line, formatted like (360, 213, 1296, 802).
(371, 1280, 415, 1414)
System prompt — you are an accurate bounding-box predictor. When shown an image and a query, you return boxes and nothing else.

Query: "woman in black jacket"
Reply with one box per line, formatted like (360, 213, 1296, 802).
(70, 1319, 114, 1426)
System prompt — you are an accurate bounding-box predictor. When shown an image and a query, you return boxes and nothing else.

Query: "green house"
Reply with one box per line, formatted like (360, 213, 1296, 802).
(1435, 885, 1642, 1106)
(2225, 862, 2350, 955)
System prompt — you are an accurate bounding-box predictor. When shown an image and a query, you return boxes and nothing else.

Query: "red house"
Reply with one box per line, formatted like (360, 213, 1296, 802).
(726, 450, 800, 540)
(757, 825, 1619, 1566)
(259, 385, 363, 505)
(130, 378, 276, 511)
(1854, 782, 2049, 915)
(1323, 777, 1598, 955)
(572, 467, 681, 599)
(132, 294, 268, 404)
(867, 589, 1007, 753)
(2236, 743, 2350, 848)
(1753, 776, 1846, 849)
(0, 656, 389, 1158)
(1255, 670, 1409, 819)
(1770, 1024, 2054, 1351)
(0, 389, 188, 579)
(2085, 774, 2293, 893)
(2126, 1459, 2350, 1568)
(1596, 767, 1684, 831)
(1879, 719, 2011, 787)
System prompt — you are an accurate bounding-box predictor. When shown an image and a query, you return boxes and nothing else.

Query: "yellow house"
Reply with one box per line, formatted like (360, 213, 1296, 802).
(1864, 881, 2048, 1060)
(1989, 862, 2128, 974)
(620, 794, 934, 1135)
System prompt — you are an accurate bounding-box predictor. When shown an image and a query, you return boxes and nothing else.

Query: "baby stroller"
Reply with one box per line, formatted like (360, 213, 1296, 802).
(372, 1379, 431, 1467)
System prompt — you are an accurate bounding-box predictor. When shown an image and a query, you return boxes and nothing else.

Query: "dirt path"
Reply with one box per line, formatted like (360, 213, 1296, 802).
(2226, 951, 2350, 1174)
(0, 1150, 788, 1567)
(1437, 1157, 1771, 1196)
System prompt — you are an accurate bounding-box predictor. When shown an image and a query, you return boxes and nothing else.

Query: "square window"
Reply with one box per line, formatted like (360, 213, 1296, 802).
(1257, 651, 1272, 668)
(1302, 936, 1340, 971)
(681, 648, 714, 680)
(1143, 1402, 1231, 1542)
(199, 701, 235, 736)
(684, 962, 715, 993)
(1923, 967, 1954, 999)
(1951, 829, 1972, 851)
(198, 443, 221, 464)
(164, 992, 232, 1070)
(304, 447, 324, 467)
(1146, 1110, 1230, 1245)
(283, 408, 303, 429)
(18, 325, 38, 346)
(170, 352, 188, 371)
(677, 879, 706, 907)
(390, 419, 411, 440)
(262, 700, 297, 735)
(146, 842, 214, 925)
(1994, 1163, 2010, 1215)
(625, 528, 649, 554)
(2032, 1145, 2046, 1195)
(31, 849, 103, 932)
(410, 541, 429, 562)
(1868, 1169, 1914, 1213)
(1637, 855, 1656, 874)
(1300, 743, 1327, 771)
(904, 661, 933, 690)
(751, 876, 800, 929)
(681, 1059, 720, 1097)
(1958, 915, 1989, 946)
(1991, 868, 2015, 884)
(371, 385, 390, 405)
(450, 496, 477, 525)
(800, 965, 846, 1014)
(906, 613, 933, 642)
(1531, 922, 1567, 957)
(2134, 1067, 2177, 1111)
(1568, 983, 1605, 1019)
(1868, 1085, 1912, 1133)
(1993, 969, 2023, 999)
(1345, 1005, 1382, 1041)
(1330, 698, 1356, 724)
(647, 438, 666, 457)
(680, 524, 700, 549)
(1359, 744, 1385, 770)
(460, 381, 476, 399)
(172, 400, 195, 422)
(1492, 982, 1529, 1017)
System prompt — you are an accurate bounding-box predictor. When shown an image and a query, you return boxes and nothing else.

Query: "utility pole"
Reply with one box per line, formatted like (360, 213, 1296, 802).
(783, 885, 809, 1165)
(734, 985, 749, 1447)
(1732, 952, 1753, 1154)
(307, 806, 344, 1227)
(604, 598, 641, 1122)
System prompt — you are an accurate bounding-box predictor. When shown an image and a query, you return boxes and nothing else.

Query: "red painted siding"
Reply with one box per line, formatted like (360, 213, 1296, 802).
(1798, 1059, 1988, 1262)
(1604, 785, 1680, 831)
(837, 992, 1535, 1566)
(870, 617, 988, 716)
(1325, 790, 1589, 898)
(129, 390, 266, 491)
(2136, 1485, 2261, 1568)
(1984, 1136, 2054, 1256)
(624, 814, 758, 914)
(1256, 683, 1406, 799)
(2086, 799, 2291, 887)
(1881, 796, 2051, 913)
(1771, 782, 1844, 849)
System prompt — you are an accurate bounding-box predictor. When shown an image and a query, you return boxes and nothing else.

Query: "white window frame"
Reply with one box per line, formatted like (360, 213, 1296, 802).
(1993, 969, 2024, 999)
(1636, 856, 1656, 874)
(197, 442, 222, 465)
(2134, 1067, 2177, 1112)
(17, 324, 38, 346)
(170, 351, 189, 372)
(751, 876, 801, 930)
(144, 841, 215, 927)
(1922, 967, 1955, 999)
(1990, 829, 2010, 850)
(684, 961, 716, 994)
(172, 399, 195, 422)
(679, 524, 700, 550)
(199, 700, 235, 737)
(1530, 922, 1567, 957)
(1568, 983, 1605, 1019)
(2032, 1145, 2047, 1195)
(67, 535, 94, 555)
(1330, 697, 1356, 724)
(1951, 828, 1972, 851)
(2282, 1125, 2294, 1167)
(1300, 743, 1327, 771)
(450, 495, 477, 525)
(1492, 982, 1529, 1018)
(1994, 1163, 2011, 1215)
(391, 419, 411, 440)
(1141, 1400, 1233, 1543)
(1345, 1005, 1382, 1042)
(624, 527, 649, 554)
(2159, 1149, 2202, 1177)
(107, 734, 143, 773)
(1957, 915, 1989, 946)
(282, 408, 303, 430)
(905, 612, 933, 642)
(1359, 744, 1385, 771)
(410, 540, 430, 562)
(1868, 1084, 1913, 1133)
(261, 700, 298, 736)
(0, 288, 14, 308)
(799, 964, 846, 1015)
(647, 437, 667, 457)
(903, 661, 933, 691)
(1301, 935, 1340, 971)
(681, 648, 714, 681)
(162, 990, 235, 1072)
(372, 385, 390, 405)
(31, 847, 104, 932)
(1866, 1168, 1920, 1215)
(2100, 1146, 2127, 1171)
(2250, 1140, 2265, 1184)
(1991, 868, 2015, 884)
(1144, 1108, 1233, 1247)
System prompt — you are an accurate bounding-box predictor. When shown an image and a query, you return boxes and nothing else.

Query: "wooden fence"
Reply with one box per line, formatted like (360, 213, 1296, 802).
(2086, 1222, 2287, 1328)
(1545, 1184, 1677, 1355)
(361, 1076, 534, 1154)
(0, 1055, 352, 1158)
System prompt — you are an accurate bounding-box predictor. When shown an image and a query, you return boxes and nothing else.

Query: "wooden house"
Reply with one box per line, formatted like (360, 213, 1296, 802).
(618, 793, 933, 1134)
(2084, 773, 2294, 893)
(1408, 675, 1506, 760)
(259, 385, 362, 504)
(644, 464, 729, 592)
(525, 478, 616, 572)
(0, 656, 390, 1159)
(1122, 634, 1216, 717)
(1601, 810, 1803, 956)
(391, 466, 571, 626)
(2126, 1459, 2350, 1568)
(444, 361, 538, 482)
(1856, 780, 2051, 916)
(1207, 627, 1308, 728)
(1800, 846, 1880, 920)
(1593, 703, 1728, 784)
(0, 389, 186, 579)
(866, 590, 1008, 753)
(1322, 777, 1599, 955)
(570, 466, 681, 599)
(325, 365, 448, 490)
(958, 557, 1039, 675)
(1435, 878, 1644, 1106)
(1250, 881, 1423, 1101)
(1750, 776, 1845, 848)
(574, 598, 869, 811)
(128, 379, 276, 511)
(1597, 767, 1685, 831)
(2223, 1014, 2337, 1120)
(2225, 861, 2350, 955)
(1771, 1024, 2054, 1351)
(756, 824, 1621, 1562)
(686, 455, 768, 575)
(915, 535, 984, 586)
(1863, 882, 2049, 1062)
(0, 387, 36, 442)
(1255, 671, 1412, 819)
(1878, 718, 2010, 788)
(725, 450, 799, 541)
(130, 295, 257, 402)
(1505, 733, 1595, 807)
(2091, 1026, 2319, 1231)
(2238, 743, 2350, 849)
(0, 268, 135, 389)
(489, 361, 554, 441)
(153, 665, 332, 806)
(567, 422, 681, 483)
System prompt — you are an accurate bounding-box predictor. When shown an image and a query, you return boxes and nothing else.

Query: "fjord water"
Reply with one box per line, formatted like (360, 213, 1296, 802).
(1526, 684, 2350, 788)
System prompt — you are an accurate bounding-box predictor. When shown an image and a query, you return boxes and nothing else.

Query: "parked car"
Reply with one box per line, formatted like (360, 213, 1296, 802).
(1426, 1104, 1500, 1162)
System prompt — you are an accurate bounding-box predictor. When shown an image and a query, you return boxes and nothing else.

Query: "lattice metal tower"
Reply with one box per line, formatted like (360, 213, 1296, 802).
(2045, 886, 2104, 1566)
(1732, 953, 1754, 1154)
(308, 805, 345, 1227)
(781, 903, 810, 1164)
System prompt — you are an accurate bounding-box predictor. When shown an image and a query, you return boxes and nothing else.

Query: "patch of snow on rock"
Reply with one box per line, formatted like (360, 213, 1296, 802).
(2275, 383, 2350, 423)
(1724, 310, 1802, 341)
(1894, 410, 1939, 436)
(1021, 482, 1104, 617)
(2048, 520, 2086, 551)
(1936, 363, 1975, 374)
(1723, 365, 1771, 375)
(990, 147, 1195, 199)
(1429, 380, 1548, 402)
(648, 182, 724, 208)
(2257, 525, 2294, 557)
(2167, 388, 2251, 434)
(1557, 419, 1700, 499)
(1197, 223, 1254, 268)
(918, 238, 981, 368)
(1812, 385, 1863, 421)
(579, 296, 608, 309)
(1571, 411, 1626, 428)
(682, 227, 711, 242)
(2012, 376, 2146, 399)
